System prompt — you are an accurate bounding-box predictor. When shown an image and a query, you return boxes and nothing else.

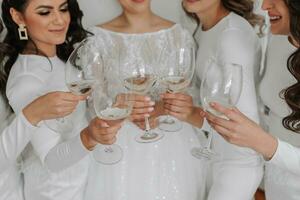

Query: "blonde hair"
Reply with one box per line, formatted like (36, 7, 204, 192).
(183, 0, 265, 36)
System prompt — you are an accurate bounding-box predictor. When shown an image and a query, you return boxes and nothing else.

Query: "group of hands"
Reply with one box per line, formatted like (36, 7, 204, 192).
(23, 90, 277, 159)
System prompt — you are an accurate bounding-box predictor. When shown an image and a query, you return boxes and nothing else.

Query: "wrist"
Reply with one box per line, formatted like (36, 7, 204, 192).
(80, 128, 98, 151)
(254, 130, 278, 160)
(22, 106, 42, 126)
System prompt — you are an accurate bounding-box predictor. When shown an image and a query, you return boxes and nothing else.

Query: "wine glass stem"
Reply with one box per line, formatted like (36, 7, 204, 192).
(56, 117, 65, 123)
(104, 146, 114, 153)
(144, 116, 152, 136)
(164, 115, 174, 124)
(206, 127, 213, 149)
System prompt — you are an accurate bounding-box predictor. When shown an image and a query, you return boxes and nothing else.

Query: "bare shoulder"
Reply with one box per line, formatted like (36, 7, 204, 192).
(96, 16, 126, 32)
(153, 15, 176, 29)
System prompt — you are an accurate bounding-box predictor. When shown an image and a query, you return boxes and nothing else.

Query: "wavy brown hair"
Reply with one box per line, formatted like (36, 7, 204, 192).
(182, 0, 265, 36)
(0, 0, 90, 106)
(282, 0, 300, 133)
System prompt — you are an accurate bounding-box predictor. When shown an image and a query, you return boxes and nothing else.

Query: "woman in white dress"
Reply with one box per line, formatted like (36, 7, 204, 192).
(162, 0, 265, 199)
(205, 0, 300, 199)
(0, 91, 86, 200)
(84, 0, 205, 199)
(0, 0, 123, 199)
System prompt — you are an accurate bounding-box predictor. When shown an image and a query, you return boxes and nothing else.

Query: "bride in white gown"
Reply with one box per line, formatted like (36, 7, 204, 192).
(84, 0, 206, 200)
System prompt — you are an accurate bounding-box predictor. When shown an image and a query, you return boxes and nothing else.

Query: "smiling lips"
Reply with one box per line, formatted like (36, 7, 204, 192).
(132, 0, 145, 3)
(185, 0, 200, 2)
(49, 28, 66, 33)
(269, 14, 282, 23)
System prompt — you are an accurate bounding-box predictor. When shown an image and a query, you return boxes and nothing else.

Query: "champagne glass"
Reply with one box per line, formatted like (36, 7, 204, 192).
(159, 47, 195, 132)
(191, 59, 243, 160)
(44, 37, 97, 133)
(123, 39, 164, 143)
(93, 86, 132, 165)
(65, 37, 97, 95)
(92, 54, 133, 164)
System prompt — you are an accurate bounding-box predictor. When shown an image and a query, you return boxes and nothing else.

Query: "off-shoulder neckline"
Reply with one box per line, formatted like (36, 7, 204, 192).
(93, 23, 180, 37)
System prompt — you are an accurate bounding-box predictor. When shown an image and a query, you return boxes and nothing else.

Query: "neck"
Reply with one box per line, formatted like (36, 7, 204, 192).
(120, 8, 156, 33)
(24, 41, 56, 57)
(196, 3, 229, 31)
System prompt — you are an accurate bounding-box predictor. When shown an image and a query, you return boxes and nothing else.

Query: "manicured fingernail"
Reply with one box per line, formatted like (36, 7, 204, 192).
(145, 96, 151, 101)
(102, 122, 109, 128)
(149, 101, 155, 106)
(200, 111, 205, 117)
(148, 107, 154, 112)
(209, 102, 216, 107)
(144, 114, 150, 117)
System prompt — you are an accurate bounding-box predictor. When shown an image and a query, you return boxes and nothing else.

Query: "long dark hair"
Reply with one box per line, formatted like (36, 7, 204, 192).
(182, 0, 264, 35)
(282, 0, 300, 132)
(0, 0, 89, 105)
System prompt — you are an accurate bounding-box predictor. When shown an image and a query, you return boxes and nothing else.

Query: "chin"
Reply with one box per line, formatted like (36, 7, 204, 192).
(270, 28, 280, 35)
(183, 4, 198, 13)
(183, 5, 192, 13)
(52, 38, 67, 45)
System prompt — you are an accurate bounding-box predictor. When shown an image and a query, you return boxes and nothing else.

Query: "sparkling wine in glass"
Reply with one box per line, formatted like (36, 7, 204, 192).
(121, 39, 164, 143)
(44, 37, 98, 133)
(159, 47, 195, 132)
(124, 73, 164, 143)
(93, 83, 132, 165)
(191, 59, 243, 160)
(91, 50, 133, 164)
(67, 80, 95, 96)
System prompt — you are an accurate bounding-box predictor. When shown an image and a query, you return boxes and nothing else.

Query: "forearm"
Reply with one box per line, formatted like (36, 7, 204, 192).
(23, 102, 43, 126)
(44, 132, 91, 172)
(0, 112, 37, 170)
(252, 130, 278, 160)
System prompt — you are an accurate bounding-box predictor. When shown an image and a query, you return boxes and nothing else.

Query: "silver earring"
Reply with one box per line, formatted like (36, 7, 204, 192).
(18, 24, 28, 40)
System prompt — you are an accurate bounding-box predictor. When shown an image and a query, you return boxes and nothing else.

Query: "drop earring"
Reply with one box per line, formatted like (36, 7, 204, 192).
(18, 24, 28, 40)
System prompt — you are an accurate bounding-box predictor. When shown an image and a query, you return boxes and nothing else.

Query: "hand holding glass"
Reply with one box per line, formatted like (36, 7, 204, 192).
(159, 47, 195, 132)
(191, 59, 243, 160)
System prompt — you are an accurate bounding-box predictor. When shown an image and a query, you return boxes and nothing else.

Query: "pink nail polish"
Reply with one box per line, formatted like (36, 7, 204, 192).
(150, 101, 155, 106)
(145, 96, 151, 101)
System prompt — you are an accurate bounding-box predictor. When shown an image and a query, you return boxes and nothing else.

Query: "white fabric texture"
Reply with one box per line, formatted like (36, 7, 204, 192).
(194, 12, 263, 200)
(0, 96, 36, 200)
(259, 35, 300, 200)
(6, 55, 91, 200)
(84, 24, 206, 200)
(264, 139, 300, 200)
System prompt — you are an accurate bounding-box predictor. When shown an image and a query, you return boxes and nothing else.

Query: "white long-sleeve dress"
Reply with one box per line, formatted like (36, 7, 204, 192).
(84, 24, 206, 200)
(194, 12, 264, 200)
(0, 96, 38, 200)
(259, 35, 300, 199)
(6, 55, 91, 200)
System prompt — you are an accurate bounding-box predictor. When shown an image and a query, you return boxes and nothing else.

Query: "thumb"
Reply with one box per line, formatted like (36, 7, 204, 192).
(199, 108, 205, 117)
(99, 120, 110, 128)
